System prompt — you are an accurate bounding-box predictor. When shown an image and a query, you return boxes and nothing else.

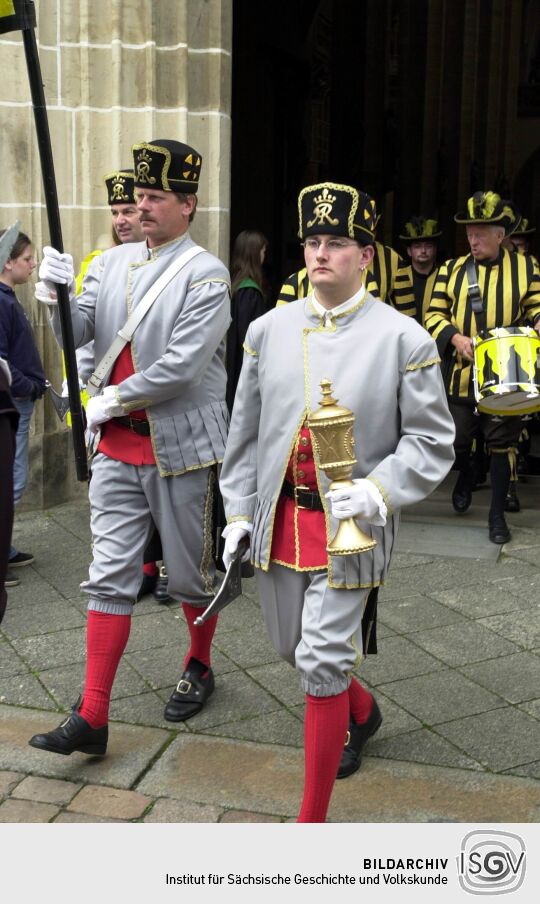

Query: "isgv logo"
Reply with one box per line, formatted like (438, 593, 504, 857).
(458, 830, 526, 895)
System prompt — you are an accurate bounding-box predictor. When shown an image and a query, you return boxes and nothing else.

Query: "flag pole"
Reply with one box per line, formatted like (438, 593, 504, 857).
(7, 1, 88, 481)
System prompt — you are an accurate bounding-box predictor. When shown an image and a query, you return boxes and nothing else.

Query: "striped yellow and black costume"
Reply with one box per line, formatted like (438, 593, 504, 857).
(276, 241, 414, 314)
(394, 263, 439, 325)
(425, 249, 540, 403)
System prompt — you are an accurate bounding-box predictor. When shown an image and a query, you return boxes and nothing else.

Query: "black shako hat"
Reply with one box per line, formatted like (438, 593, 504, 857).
(104, 170, 136, 206)
(298, 182, 377, 243)
(454, 191, 520, 235)
(132, 139, 202, 194)
(399, 216, 442, 242)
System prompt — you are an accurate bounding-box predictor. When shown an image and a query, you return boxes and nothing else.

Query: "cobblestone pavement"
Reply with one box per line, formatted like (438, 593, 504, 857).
(1, 472, 539, 823)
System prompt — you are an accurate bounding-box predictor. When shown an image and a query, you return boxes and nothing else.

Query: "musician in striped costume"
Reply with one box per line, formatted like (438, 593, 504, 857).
(425, 191, 540, 544)
(394, 216, 442, 325)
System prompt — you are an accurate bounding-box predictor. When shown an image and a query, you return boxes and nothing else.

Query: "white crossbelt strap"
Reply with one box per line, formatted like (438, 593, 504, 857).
(86, 244, 204, 396)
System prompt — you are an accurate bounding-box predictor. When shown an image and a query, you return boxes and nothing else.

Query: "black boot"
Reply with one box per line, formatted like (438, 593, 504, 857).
(452, 454, 475, 513)
(489, 452, 512, 544)
(153, 565, 173, 604)
(504, 481, 521, 513)
(336, 698, 382, 779)
(29, 706, 108, 757)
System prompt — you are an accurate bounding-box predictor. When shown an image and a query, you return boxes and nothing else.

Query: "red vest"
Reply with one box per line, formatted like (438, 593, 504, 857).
(270, 426, 327, 570)
(97, 345, 155, 465)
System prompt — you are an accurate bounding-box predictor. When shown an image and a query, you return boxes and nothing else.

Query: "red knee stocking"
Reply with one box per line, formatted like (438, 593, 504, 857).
(181, 603, 218, 671)
(348, 676, 374, 725)
(143, 562, 158, 577)
(79, 611, 131, 728)
(297, 690, 350, 823)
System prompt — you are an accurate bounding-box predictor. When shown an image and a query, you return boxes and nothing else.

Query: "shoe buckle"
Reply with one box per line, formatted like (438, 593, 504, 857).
(176, 678, 192, 694)
(344, 730, 351, 747)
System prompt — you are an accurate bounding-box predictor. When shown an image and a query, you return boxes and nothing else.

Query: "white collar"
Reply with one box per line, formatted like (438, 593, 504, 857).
(311, 285, 366, 323)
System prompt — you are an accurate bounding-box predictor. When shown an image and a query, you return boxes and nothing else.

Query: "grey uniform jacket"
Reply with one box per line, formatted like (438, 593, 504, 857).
(220, 291, 455, 589)
(51, 233, 231, 477)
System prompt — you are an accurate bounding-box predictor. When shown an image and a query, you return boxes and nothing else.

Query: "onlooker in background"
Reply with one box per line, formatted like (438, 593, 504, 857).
(0, 229, 46, 574)
(226, 229, 268, 412)
(0, 358, 19, 617)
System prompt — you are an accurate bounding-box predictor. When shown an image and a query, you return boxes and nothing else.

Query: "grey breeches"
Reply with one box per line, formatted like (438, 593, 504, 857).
(84, 454, 216, 614)
(255, 563, 369, 697)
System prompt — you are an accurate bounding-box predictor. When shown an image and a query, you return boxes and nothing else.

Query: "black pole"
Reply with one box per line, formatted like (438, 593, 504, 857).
(20, 5, 88, 482)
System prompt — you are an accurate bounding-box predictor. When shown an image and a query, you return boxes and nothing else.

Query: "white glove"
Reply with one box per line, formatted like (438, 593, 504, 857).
(38, 246, 75, 299)
(325, 479, 387, 526)
(221, 522, 252, 570)
(61, 377, 85, 397)
(35, 279, 59, 306)
(85, 385, 125, 434)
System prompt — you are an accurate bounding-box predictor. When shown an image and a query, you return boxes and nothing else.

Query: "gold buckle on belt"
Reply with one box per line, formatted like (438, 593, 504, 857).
(294, 484, 310, 510)
(176, 679, 192, 694)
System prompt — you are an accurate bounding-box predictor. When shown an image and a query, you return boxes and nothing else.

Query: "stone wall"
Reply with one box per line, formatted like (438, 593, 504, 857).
(0, 0, 232, 508)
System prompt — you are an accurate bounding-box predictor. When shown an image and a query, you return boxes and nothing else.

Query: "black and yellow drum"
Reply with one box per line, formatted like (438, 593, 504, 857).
(473, 326, 540, 415)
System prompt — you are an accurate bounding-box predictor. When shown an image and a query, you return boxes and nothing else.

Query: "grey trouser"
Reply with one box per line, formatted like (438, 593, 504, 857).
(255, 563, 369, 697)
(84, 453, 216, 614)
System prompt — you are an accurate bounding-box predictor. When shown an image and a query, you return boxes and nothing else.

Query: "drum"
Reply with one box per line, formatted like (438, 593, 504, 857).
(473, 326, 540, 415)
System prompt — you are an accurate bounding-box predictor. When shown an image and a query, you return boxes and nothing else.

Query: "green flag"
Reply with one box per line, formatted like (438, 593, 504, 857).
(0, 0, 35, 34)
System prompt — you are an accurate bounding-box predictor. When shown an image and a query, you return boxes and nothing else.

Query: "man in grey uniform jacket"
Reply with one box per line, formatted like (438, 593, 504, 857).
(220, 182, 455, 822)
(30, 139, 230, 758)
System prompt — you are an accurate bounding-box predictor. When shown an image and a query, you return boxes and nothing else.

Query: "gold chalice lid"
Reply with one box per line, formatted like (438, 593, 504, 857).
(309, 378, 351, 422)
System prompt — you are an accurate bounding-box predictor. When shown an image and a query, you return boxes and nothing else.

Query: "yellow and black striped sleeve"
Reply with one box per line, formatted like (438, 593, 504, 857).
(276, 267, 311, 307)
(368, 243, 403, 305)
(424, 257, 462, 351)
(393, 264, 417, 318)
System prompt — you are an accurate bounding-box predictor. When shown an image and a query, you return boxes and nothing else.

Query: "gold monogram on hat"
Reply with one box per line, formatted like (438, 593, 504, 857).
(104, 170, 136, 206)
(134, 149, 156, 186)
(306, 188, 340, 229)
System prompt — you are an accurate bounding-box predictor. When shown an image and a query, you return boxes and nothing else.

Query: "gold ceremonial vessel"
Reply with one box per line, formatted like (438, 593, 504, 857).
(308, 378, 376, 555)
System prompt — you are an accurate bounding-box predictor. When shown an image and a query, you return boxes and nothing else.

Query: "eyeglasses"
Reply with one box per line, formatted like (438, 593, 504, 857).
(301, 238, 357, 252)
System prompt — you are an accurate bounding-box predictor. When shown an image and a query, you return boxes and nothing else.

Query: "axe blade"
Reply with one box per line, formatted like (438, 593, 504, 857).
(46, 381, 70, 421)
(194, 538, 248, 626)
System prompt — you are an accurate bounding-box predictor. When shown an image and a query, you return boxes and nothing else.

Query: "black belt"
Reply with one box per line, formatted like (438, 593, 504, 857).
(282, 480, 324, 511)
(114, 416, 151, 436)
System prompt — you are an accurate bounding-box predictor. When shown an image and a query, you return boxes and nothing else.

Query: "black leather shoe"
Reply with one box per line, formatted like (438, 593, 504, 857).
(153, 568, 172, 604)
(452, 472, 473, 513)
(29, 711, 108, 756)
(504, 485, 521, 513)
(336, 698, 382, 780)
(137, 572, 158, 601)
(489, 516, 511, 544)
(164, 657, 215, 722)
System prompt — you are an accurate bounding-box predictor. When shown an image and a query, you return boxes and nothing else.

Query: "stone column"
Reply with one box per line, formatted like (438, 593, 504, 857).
(0, 0, 232, 508)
